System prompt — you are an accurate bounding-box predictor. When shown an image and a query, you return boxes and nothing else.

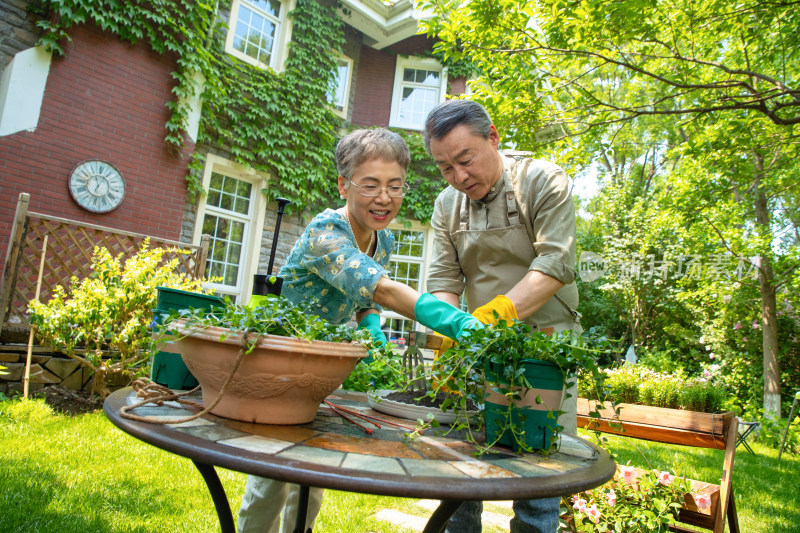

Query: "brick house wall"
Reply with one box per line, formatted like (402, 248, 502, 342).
(0, 22, 193, 255)
(350, 33, 464, 127)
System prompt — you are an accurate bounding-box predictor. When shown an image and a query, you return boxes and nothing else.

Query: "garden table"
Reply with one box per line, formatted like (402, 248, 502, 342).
(104, 388, 615, 533)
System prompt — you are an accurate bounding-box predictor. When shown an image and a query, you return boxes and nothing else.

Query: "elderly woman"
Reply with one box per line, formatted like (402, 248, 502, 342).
(237, 128, 480, 533)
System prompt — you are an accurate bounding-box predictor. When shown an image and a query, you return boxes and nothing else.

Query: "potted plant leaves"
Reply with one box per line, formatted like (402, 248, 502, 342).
(156, 295, 373, 424)
(423, 318, 611, 454)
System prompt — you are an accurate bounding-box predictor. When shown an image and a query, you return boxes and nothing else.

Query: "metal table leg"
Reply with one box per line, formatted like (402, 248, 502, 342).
(193, 460, 235, 533)
(293, 485, 311, 533)
(422, 500, 463, 533)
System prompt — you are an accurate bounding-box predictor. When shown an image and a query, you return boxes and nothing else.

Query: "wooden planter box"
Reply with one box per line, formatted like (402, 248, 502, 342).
(576, 397, 740, 533)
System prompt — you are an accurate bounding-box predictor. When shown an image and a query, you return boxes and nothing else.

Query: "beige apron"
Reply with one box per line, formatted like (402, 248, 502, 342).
(452, 168, 580, 435)
(453, 170, 580, 333)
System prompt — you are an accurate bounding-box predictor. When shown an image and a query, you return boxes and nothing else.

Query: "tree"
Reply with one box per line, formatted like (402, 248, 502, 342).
(419, 0, 800, 141)
(419, 0, 800, 415)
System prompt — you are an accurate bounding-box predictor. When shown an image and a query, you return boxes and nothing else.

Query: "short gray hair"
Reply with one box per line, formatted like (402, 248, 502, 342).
(423, 100, 493, 154)
(335, 128, 410, 182)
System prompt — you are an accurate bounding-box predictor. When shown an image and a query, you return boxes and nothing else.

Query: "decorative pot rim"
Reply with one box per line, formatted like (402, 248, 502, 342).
(171, 318, 367, 358)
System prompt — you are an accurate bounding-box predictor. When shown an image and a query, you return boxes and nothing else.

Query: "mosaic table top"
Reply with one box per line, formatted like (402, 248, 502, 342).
(105, 388, 614, 501)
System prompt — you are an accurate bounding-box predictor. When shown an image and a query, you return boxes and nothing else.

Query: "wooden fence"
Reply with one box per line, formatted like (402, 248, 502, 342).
(0, 193, 210, 340)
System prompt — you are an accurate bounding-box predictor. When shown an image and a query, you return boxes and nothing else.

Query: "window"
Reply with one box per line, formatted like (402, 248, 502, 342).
(327, 55, 353, 118)
(193, 155, 269, 301)
(382, 225, 432, 347)
(225, 0, 295, 71)
(389, 57, 447, 131)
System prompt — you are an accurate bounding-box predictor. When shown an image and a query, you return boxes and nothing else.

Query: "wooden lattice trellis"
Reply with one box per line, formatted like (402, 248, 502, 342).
(0, 193, 210, 337)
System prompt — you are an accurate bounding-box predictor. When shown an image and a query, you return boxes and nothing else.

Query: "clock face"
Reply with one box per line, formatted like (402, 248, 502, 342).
(69, 160, 125, 213)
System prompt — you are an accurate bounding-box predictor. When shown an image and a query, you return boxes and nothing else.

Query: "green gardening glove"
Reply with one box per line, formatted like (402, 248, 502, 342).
(357, 313, 385, 363)
(414, 293, 482, 340)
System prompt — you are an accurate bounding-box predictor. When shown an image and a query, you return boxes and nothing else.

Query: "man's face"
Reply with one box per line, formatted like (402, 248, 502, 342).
(429, 124, 502, 201)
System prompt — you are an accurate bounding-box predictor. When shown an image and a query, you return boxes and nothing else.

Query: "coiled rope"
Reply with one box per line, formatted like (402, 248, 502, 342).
(119, 330, 260, 424)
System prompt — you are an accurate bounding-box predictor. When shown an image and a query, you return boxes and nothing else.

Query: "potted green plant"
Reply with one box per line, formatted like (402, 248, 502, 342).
(423, 319, 611, 454)
(157, 296, 372, 425)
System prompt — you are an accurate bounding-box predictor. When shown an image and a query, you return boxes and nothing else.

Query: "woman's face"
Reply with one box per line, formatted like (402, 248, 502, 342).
(338, 157, 405, 240)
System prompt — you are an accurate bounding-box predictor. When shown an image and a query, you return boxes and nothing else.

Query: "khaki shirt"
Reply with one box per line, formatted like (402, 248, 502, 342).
(427, 154, 579, 330)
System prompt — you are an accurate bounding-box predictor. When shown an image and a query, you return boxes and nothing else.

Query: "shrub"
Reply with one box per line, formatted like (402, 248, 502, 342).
(579, 364, 726, 412)
(28, 240, 213, 398)
(747, 409, 800, 455)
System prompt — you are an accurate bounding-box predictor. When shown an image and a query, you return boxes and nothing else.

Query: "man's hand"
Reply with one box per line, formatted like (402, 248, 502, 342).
(472, 295, 518, 325)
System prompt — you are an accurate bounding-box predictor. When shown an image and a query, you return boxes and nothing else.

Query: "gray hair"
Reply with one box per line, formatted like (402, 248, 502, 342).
(423, 100, 493, 154)
(335, 128, 410, 183)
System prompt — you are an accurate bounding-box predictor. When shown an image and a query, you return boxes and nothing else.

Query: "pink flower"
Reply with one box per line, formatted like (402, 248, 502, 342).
(620, 465, 637, 484)
(572, 497, 587, 512)
(586, 504, 601, 523)
(723, 295, 731, 303)
(734, 321, 742, 330)
(752, 320, 759, 329)
(658, 471, 674, 486)
(606, 489, 617, 506)
(694, 493, 712, 510)
(703, 369, 710, 378)
(743, 337, 747, 342)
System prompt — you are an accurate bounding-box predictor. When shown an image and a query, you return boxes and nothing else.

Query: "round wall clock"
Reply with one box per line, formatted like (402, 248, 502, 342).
(69, 160, 126, 213)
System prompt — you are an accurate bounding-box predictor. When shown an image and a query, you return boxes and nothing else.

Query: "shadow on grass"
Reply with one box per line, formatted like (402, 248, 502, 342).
(0, 456, 221, 533)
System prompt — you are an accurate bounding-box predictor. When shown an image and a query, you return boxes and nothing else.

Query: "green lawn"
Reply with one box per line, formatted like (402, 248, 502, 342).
(1, 399, 797, 532)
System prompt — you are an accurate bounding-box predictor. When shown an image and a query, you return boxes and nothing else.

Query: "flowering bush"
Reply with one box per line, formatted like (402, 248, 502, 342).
(28, 240, 214, 398)
(562, 463, 699, 532)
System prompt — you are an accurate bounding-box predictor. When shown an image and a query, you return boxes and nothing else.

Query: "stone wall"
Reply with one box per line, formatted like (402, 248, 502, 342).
(0, 0, 39, 68)
(0, 346, 92, 396)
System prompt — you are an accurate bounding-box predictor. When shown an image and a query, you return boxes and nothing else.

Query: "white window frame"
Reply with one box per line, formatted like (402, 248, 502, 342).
(224, 0, 296, 72)
(328, 54, 353, 118)
(193, 154, 270, 301)
(382, 221, 435, 347)
(389, 56, 447, 131)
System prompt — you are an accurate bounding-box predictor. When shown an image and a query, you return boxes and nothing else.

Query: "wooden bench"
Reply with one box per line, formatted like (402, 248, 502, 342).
(577, 398, 740, 533)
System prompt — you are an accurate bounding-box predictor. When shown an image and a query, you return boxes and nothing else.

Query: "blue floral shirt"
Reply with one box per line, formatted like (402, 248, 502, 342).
(279, 208, 393, 324)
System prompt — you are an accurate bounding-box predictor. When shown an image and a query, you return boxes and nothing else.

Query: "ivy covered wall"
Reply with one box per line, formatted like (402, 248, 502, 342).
(26, 0, 452, 225)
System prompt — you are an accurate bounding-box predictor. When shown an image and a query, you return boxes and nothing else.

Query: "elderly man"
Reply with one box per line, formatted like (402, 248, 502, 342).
(424, 99, 582, 533)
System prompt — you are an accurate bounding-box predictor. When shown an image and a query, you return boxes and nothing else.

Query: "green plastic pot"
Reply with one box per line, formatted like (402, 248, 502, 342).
(150, 287, 225, 390)
(484, 359, 565, 451)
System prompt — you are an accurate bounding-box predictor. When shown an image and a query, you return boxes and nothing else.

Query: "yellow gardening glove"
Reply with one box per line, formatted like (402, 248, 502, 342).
(472, 295, 519, 326)
(431, 331, 457, 393)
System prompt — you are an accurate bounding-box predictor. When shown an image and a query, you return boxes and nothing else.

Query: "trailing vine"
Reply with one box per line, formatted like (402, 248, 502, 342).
(391, 128, 443, 223)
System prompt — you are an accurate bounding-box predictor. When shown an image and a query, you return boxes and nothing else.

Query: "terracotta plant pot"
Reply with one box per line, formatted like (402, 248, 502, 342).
(173, 321, 366, 424)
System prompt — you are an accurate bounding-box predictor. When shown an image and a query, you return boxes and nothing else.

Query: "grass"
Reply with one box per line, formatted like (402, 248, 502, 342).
(1, 398, 798, 532)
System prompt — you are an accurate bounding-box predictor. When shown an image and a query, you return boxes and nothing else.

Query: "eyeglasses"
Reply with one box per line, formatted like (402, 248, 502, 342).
(349, 180, 410, 198)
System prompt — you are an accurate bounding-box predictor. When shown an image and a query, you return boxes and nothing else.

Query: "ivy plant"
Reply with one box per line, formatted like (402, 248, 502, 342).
(158, 295, 369, 349)
(420, 319, 613, 454)
(30, 0, 460, 221)
(32, 0, 346, 211)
